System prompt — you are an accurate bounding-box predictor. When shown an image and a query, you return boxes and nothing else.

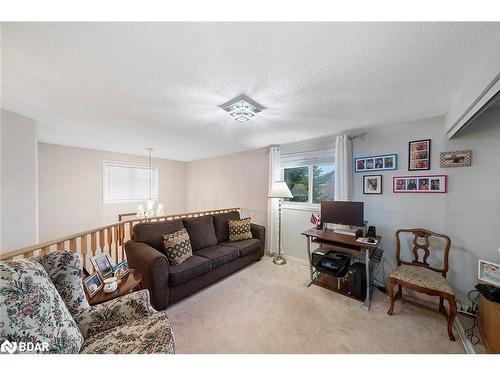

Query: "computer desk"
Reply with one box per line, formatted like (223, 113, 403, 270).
(301, 227, 382, 310)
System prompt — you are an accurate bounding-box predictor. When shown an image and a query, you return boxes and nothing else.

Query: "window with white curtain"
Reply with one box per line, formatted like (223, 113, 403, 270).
(280, 137, 335, 207)
(103, 161, 158, 204)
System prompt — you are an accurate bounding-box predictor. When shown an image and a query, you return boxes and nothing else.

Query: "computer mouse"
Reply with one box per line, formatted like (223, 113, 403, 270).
(368, 238, 375, 243)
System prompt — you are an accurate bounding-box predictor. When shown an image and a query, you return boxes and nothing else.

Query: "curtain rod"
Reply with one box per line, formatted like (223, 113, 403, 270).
(348, 132, 367, 140)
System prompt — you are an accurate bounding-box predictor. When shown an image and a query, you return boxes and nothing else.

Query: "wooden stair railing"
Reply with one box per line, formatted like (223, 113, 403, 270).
(0, 208, 240, 272)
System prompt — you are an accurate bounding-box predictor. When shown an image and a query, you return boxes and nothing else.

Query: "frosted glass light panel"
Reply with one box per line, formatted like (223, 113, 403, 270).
(220, 94, 264, 123)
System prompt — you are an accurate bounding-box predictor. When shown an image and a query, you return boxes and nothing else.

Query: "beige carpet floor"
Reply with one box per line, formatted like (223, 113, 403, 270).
(167, 256, 465, 354)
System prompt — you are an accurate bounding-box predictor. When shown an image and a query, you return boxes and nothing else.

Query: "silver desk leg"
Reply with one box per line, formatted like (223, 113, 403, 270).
(362, 247, 372, 310)
(305, 236, 314, 287)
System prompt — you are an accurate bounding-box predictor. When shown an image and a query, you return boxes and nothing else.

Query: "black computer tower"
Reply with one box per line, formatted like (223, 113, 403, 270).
(347, 262, 366, 300)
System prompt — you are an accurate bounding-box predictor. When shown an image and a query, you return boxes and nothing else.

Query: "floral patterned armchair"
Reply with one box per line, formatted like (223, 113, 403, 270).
(0, 251, 175, 354)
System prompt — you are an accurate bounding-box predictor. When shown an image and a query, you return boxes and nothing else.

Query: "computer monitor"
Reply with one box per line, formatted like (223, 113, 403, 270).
(320, 201, 364, 227)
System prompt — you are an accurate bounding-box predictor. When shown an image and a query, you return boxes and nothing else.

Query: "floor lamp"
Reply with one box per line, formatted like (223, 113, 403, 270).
(269, 181, 293, 265)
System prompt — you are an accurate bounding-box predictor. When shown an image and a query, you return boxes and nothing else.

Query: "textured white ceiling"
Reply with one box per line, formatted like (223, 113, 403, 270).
(2, 22, 500, 161)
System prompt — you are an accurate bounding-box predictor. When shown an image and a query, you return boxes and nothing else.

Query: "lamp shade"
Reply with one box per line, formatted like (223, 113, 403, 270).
(269, 181, 293, 198)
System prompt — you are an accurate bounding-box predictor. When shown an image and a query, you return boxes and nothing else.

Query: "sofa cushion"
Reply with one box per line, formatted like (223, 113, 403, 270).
(213, 211, 241, 243)
(183, 216, 218, 251)
(0, 258, 84, 354)
(196, 245, 240, 269)
(220, 238, 261, 257)
(34, 251, 90, 317)
(163, 228, 193, 266)
(133, 220, 185, 251)
(169, 255, 212, 286)
(228, 217, 253, 242)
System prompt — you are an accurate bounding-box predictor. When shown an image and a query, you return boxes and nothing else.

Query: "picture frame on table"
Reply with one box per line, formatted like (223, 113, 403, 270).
(355, 153, 397, 173)
(363, 175, 382, 194)
(91, 253, 115, 279)
(393, 175, 447, 193)
(114, 259, 130, 280)
(408, 139, 431, 171)
(83, 273, 103, 298)
(478, 260, 500, 287)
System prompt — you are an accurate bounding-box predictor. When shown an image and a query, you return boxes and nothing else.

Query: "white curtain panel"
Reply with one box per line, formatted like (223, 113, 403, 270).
(334, 134, 353, 201)
(266, 145, 281, 255)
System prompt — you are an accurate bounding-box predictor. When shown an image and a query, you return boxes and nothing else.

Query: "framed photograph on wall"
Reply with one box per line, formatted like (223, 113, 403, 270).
(440, 150, 472, 168)
(363, 175, 382, 194)
(408, 139, 431, 171)
(393, 175, 447, 193)
(355, 153, 397, 172)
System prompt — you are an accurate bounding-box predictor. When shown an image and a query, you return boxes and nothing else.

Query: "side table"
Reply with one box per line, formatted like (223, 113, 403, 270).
(89, 269, 142, 306)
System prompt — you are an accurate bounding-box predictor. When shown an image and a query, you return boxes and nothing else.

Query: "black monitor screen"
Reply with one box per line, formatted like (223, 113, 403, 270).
(320, 201, 364, 227)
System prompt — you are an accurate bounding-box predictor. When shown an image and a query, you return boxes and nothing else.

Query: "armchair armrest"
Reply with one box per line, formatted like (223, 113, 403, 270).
(125, 240, 170, 310)
(251, 223, 266, 257)
(76, 289, 156, 338)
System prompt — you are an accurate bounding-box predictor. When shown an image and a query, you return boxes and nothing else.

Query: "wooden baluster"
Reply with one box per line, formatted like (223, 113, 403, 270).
(57, 241, 64, 251)
(119, 224, 126, 260)
(99, 230, 105, 254)
(81, 235, 88, 271)
(89, 232, 96, 273)
(41, 246, 50, 255)
(114, 225, 119, 262)
(69, 238, 77, 252)
(107, 227, 113, 262)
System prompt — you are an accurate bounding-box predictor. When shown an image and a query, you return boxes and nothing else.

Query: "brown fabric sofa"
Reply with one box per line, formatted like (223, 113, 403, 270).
(125, 211, 265, 310)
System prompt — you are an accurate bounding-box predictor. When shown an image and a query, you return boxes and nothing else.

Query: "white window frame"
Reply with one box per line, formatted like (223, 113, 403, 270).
(103, 160, 159, 204)
(281, 163, 334, 210)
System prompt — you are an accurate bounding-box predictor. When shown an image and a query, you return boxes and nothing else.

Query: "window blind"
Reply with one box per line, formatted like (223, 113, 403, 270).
(103, 161, 158, 203)
(280, 136, 335, 168)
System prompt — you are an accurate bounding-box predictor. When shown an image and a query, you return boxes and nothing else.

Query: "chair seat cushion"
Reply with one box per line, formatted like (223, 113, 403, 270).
(168, 255, 212, 286)
(0, 258, 84, 353)
(196, 245, 240, 268)
(220, 238, 261, 257)
(80, 310, 175, 354)
(390, 265, 454, 295)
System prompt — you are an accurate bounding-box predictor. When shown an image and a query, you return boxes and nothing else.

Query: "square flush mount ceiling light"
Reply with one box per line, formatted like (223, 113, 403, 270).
(220, 94, 265, 123)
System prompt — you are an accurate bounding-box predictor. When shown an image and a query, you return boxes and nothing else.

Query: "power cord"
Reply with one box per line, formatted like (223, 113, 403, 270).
(463, 289, 481, 346)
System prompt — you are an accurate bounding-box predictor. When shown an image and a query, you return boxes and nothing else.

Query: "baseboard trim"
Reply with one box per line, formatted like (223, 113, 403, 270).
(454, 318, 477, 354)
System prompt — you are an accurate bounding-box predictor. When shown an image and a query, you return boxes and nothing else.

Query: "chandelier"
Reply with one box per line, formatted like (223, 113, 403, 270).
(136, 148, 164, 219)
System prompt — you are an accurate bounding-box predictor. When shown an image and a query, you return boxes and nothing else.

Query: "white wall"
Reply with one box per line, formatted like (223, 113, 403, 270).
(352, 116, 500, 301)
(1, 110, 38, 252)
(281, 115, 500, 301)
(38, 143, 187, 242)
(186, 147, 269, 226)
(0, 24, 3, 249)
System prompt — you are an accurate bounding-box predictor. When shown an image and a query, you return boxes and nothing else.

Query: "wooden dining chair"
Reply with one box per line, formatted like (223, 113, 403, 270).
(387, 228, 457, 341)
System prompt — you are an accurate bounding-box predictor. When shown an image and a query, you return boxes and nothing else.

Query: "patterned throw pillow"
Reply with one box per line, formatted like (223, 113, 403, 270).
(0, 258, 84, 353)
(228, 217, 253, 242)
(163, 228, 193, 265)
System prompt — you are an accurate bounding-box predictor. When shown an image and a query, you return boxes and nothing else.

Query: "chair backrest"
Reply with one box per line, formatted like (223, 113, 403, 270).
(395, 228, 451, 277)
